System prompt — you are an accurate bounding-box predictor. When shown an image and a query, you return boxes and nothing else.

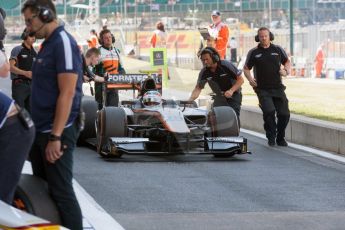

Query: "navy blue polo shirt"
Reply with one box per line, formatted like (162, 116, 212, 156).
(31, 26, 83, 132)
(0, 51, 13, 128)
(0, 91, 13, 129)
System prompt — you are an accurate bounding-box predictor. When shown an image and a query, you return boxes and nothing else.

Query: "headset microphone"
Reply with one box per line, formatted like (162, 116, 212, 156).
(28, 23, 45, 37)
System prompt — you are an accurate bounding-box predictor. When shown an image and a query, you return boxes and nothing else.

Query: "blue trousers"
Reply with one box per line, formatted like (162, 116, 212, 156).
(0, 115, 35, 204)
(29, 122, 82, 230)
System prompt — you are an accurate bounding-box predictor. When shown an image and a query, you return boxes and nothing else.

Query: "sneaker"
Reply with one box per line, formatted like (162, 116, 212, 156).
(268, 139, 275, 146)
(276, 139, 288, 147)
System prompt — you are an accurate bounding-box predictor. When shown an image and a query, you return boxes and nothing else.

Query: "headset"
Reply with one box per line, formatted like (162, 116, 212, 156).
(24, 0, 55, 23)
(200, 47, 220, 63)
(99, 29, 115, 46)
(37, 6, 54, 23)
(255, 27, 274, 42)
(22, 1, 56, 37)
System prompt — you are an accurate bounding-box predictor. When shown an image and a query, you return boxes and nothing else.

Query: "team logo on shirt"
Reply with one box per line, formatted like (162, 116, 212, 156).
(271, 53, 279, 56)
(255, 54, 262, 58)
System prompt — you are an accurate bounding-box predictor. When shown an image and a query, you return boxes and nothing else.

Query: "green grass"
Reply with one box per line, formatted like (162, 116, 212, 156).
(169, 68, 345, 124)
(241, 78, 345, 124)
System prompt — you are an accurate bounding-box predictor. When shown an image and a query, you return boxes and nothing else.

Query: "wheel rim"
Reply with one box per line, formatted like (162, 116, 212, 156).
(13, 194, 34, 214)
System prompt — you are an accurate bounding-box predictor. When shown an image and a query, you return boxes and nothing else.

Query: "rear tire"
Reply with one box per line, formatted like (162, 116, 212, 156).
(78, 96, 98, 145)
(96, 107, 127, 158)
(13, 174, 61, 224)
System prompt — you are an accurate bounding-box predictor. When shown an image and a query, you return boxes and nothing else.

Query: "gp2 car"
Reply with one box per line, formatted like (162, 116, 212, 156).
(79, 73, 250, 158)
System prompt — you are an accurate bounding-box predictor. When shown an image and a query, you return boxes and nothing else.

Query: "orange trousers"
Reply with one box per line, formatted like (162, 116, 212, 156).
(315, 61, 324, 77)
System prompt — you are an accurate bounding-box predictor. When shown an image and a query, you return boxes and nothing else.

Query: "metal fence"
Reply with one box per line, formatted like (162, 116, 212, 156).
(4, 0, 345, 77)
(123, 22, 345, 76)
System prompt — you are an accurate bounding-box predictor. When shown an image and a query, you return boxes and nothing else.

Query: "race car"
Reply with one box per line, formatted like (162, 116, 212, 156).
(79, 73, 249, 158)
(0, 199, 67, 230)
(1, 164, 65, 230)
(5, 161, 120, 230)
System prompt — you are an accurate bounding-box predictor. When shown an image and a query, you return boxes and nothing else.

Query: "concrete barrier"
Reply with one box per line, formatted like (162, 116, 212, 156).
(240, 105, 345, 155)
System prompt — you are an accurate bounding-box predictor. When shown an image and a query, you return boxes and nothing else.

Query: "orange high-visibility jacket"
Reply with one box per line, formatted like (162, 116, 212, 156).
(209, 22, 229, 60)
(314, 47, 325, 77)
(87, 35, 98, 48)
(150, 30, 167, 48)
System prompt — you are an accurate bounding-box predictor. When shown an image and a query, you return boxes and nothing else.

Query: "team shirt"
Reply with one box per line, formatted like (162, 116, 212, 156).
(0, 51, 13, 128)
(9, 43, 37, 80)
(197, 60, 242, 103)
(31, 26, 83, 132)
(245, 44, 289, 89)
(0, 92, 13, 129)
(94, 45, 125, 76)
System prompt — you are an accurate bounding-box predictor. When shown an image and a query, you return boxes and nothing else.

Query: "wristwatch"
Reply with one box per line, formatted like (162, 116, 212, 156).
(49, 134, 61, 141)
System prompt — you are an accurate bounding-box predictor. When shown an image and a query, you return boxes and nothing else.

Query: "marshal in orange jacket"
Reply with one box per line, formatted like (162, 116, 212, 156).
(209, 22, 229, 60)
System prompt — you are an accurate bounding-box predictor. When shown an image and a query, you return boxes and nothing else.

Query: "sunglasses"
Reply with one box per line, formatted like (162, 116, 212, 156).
(25, 14, 37, 25)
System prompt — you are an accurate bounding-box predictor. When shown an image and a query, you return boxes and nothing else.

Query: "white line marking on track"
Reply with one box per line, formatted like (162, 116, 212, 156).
(241, 128, 345, 164)
(74, 180, 125, 230)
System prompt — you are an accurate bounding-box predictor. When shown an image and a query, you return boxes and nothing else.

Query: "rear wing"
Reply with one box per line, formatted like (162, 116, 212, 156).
(106, 73, 162, 90)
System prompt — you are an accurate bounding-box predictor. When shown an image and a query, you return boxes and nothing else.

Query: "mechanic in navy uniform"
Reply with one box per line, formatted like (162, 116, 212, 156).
(93, 29, 126, 109)
(22, 0, 83, 229)
(9, 29, 37, 113)
(189, 47, 244, 118)
(0, 8, 35, 205)
(243, 27, 291, 147)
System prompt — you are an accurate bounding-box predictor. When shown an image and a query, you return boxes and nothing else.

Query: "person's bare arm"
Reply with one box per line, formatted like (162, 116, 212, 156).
(189, 85, 202, 101)
(45, 72, 78, 163)
(224, 75, 244, 98)
(94, 75, 105, 82)
(0, 52, 9, 77)
(279, 58, 292, 77)
(9, 59, 32, 79)
(243, 65, 257, 87)
(83, 74, 104, 83)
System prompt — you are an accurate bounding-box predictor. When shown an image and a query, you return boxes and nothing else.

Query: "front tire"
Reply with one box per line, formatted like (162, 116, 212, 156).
(96, 107, 127, 158)
(208, 106, 239, 157)
(13, 174, 61, 224)
(77, 96, 98, 145)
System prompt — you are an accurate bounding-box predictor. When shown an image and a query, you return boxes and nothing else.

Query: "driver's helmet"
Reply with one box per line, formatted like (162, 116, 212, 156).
(142, 90, 162, 107)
